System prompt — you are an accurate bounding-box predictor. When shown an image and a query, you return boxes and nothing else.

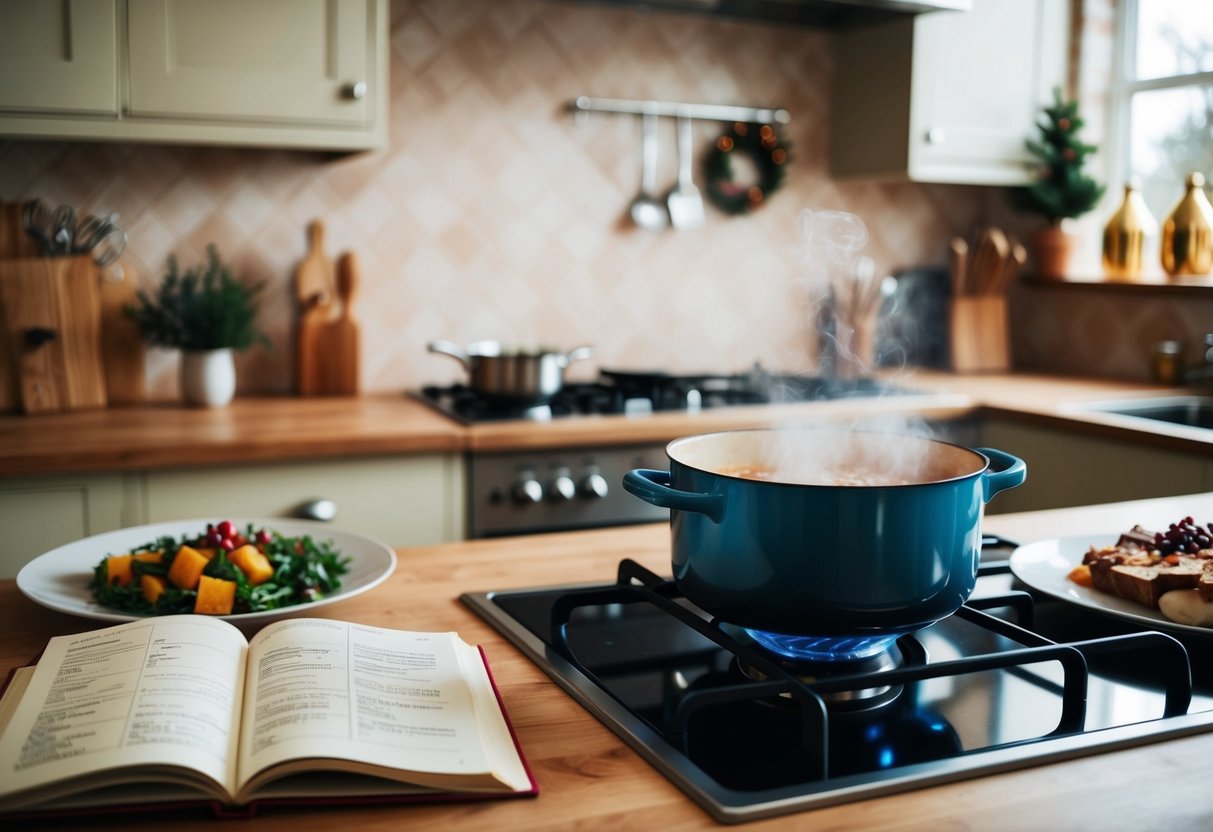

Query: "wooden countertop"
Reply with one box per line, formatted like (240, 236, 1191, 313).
(0, 371, 1207, 477)
(3, 493, 1213, 830)
(0, 394, 465, 476)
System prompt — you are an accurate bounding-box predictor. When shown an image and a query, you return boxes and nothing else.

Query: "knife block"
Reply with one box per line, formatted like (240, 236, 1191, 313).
(949, 296, 1009, 373)
(0, 256, 108, 414)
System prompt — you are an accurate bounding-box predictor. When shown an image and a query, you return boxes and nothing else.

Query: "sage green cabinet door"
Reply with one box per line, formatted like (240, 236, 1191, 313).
(127, 0, 372, 127)
(0, 473, 137, 579)
(143, 455, 464, 549)
(0, 0, 118, 115)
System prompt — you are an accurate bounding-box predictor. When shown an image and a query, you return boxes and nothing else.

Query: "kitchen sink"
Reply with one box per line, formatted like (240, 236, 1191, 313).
(1068, 395, 1213, 430)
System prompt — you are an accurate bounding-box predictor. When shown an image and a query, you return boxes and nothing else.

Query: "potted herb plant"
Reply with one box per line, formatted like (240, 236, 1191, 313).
(126, 244, 269, 407)
(1019, 88, 1105, 278)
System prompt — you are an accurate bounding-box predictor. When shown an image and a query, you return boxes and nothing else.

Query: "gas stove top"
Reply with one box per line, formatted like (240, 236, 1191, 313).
(462, 547, 1213, 823)
(415, 367, 915, 424)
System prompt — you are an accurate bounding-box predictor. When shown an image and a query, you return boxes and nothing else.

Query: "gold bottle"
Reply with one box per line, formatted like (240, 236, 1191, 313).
(1161, 172, 1213, 276)
(1102, 180, 1156, 280)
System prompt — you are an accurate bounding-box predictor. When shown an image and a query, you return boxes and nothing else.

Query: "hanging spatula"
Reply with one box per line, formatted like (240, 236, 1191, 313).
(667, 113, 705, 230)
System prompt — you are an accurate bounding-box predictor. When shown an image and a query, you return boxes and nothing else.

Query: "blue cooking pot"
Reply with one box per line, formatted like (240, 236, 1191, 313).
(623, 428, 1025, 651)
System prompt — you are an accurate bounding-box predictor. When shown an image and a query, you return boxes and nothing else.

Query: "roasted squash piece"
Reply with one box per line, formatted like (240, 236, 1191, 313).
(194, 575, 237, 615)
(106, 555, 133, 586)
(141, 574, 166, 604)
(1068, 564, 1093, 587)
(132, 550, 163, 563)
(229, 544, 274, 586)
(167, 545, 209, 590)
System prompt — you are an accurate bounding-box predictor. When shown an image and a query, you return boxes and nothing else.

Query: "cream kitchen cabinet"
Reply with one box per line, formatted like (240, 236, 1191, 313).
(0, 453, 461, 579)
(141, 454, 464, 550)
(831, 0, 1069, 185)
(0, 472, 141, 579)
(0, 1, 120, 117)
(980, 419, 1213, 515)
(0, 0, 387, 151)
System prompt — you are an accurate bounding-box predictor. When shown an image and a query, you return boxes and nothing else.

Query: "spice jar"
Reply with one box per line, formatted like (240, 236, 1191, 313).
(1151, 340, 1183, 386)
(1161, 172, 1213, 276)
(1102, 180, 1156, 280)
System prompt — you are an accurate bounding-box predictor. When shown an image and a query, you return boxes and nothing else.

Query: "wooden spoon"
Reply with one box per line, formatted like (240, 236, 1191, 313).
(996, 241, 1028, 294)
(949, 237, 969, 297)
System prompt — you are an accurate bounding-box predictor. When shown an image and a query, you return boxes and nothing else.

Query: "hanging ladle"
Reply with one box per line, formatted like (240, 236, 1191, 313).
(629, 107, 668, 231)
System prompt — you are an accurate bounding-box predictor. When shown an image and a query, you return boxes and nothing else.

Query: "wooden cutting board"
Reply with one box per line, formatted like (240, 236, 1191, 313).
(296, 302, 330, 395)
(0, 256, 108, 414)
(97, 261, 146, 404)
(0, 200, 41, 413)
(298, 250, 361, 396)
(327, 251, 361, 395)
(295, 219, 336, 396)
(296, 220, 334, 306)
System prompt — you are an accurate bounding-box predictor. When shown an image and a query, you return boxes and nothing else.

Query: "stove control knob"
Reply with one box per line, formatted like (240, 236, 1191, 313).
(511, 477, 543, 505)
(581, 472, 609, 499)
(548, 474, 577, 502)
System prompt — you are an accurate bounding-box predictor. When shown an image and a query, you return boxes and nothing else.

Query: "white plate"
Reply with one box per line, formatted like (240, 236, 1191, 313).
(1009, 534, 1213, 639)
(16, 518, 397, 626)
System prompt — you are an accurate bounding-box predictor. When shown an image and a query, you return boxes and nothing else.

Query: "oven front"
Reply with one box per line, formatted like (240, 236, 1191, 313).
(467, 444, 671, 538)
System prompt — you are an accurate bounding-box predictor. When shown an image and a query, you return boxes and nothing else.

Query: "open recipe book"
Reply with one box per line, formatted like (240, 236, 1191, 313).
(0, 616, 536, 818)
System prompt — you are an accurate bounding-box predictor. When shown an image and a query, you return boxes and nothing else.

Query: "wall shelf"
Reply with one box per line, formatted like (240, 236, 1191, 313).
(1022, 274, 1213, 296)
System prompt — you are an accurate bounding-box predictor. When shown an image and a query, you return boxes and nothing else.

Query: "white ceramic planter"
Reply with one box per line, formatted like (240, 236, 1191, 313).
(181, 348, 236, 407)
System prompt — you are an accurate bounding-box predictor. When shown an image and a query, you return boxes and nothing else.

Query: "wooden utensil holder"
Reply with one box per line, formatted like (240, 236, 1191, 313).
(949, 295, 1009, 373)
(0, 256, 108, 414)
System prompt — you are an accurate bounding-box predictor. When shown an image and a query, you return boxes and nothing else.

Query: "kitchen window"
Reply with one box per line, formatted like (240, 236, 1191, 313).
(1110, 0, 1213, 222)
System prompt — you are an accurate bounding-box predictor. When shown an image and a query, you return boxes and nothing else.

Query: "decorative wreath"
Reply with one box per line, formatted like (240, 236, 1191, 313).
(702, 122, 790, 215)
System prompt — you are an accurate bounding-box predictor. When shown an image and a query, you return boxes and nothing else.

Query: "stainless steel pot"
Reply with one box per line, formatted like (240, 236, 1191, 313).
(427, 340, 594, 402)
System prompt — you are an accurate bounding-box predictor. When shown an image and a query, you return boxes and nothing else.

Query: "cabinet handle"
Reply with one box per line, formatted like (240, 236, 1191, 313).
(343, 81, 368, 100)
(925, 127, 946, 145)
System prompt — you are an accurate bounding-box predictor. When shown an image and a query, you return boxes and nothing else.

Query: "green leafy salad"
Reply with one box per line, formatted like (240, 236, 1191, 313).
(89, 520, 351, 617)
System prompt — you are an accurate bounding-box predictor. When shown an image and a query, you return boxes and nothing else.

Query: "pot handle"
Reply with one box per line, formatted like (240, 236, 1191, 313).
(623, 469, 725, 523)
(560, 345, 595, 367)
(427, 340, 470, 369)
(977, 447, 1026, 503)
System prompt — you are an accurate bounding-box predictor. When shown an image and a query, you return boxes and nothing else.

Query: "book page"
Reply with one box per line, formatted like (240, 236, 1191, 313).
(0, 616, 248, 808)
(237, 618, 527, 797)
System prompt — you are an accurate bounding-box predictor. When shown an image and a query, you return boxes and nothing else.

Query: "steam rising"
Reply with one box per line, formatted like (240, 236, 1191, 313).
(678, 428, 979, 487)
(797, 209, 884, 378)
(798, 209, 869, 278)
(739, 208, 943, 485)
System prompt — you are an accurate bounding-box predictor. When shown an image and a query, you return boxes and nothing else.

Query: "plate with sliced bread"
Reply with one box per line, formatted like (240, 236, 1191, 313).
(1009, 532, 1213, 639)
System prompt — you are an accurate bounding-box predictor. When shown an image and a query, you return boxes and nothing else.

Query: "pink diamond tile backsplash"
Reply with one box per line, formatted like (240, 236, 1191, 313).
(0, 0, 1204, 400)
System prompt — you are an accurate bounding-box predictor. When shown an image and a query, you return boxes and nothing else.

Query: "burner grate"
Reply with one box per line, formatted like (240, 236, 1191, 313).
(543, 559, 1193, 779)
(461, 555, 1213, 823)
(411, 367, 920, 423)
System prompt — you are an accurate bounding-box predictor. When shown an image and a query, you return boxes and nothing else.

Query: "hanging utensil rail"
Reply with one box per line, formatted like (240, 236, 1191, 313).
(570, 96, 790, 125)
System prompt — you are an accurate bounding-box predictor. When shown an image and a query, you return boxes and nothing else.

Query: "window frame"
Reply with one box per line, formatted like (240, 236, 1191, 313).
(1108, 0, 1213, 189)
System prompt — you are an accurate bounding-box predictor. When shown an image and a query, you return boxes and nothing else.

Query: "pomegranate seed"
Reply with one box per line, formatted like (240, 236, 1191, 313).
(217, 520, 236, 539)
(221, 538, 237, 552)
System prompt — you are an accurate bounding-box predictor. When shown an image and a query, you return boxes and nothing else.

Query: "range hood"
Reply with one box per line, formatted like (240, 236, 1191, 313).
(564, 0, 970, 28)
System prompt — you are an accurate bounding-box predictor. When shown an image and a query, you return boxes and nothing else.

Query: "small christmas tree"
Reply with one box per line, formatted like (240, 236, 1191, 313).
(1021, 87, 1105, 224)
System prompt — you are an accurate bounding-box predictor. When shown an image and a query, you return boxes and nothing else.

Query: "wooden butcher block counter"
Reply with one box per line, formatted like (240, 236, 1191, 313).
(0, 371, 1207, 477)
(2, 493, 1213, 831)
